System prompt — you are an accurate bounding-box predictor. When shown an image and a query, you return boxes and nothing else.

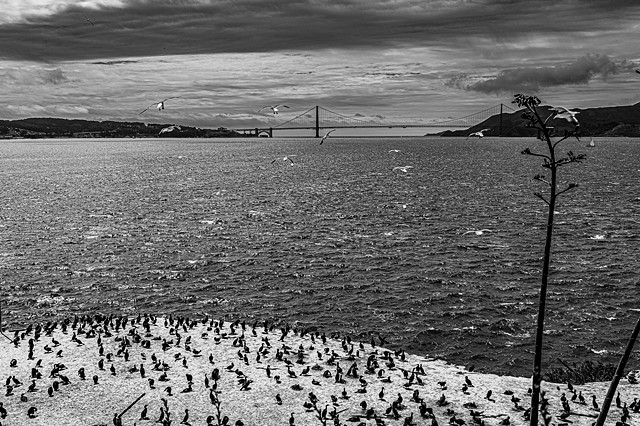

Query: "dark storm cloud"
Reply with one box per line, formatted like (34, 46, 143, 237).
(446, 55, 638, 94)
(1, 0, 639, 61)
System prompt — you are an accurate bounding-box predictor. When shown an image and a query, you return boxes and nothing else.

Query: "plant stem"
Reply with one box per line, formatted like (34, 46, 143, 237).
(530, 116, 557, 426)
(595, 316, 640, 426)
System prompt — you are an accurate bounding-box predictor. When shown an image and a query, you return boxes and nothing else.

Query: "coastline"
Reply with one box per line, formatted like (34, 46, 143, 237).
(1, 314, 636, 426)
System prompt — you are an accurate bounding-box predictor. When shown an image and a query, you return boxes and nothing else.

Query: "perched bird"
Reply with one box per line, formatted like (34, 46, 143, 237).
(140, 405, 149, 420)
(181, 408, 190, 425)
(467, 128, 490, 139)
(140, 97, 181, 114)
(260, 104, 289, 114)
(27, 406, 38, 418)
(319, 129, 336, 145)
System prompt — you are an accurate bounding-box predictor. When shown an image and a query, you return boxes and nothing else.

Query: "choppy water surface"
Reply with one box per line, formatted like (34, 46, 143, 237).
(1, 137, 638, 377)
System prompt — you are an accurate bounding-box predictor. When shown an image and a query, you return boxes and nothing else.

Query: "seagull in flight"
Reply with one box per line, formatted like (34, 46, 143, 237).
(82, 14, 95, 26)
(319, 129, 336, 145)
(467, 128, 490, 139)
(547, 106, 579, 126)
(271, 156, 295, 165)
(259, 104, 289, 114)
(159, 125, 181, 135)
(392, 166, 413, 173)
(140, 97, 181, 114)
(463, 229, 492, 236)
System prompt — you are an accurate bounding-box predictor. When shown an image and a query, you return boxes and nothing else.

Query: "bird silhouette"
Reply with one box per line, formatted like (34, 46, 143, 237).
(140, 405, 149, 420)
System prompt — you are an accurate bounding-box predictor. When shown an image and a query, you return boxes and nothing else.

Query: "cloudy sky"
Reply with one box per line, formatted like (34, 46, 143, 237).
(1, 0, 640, 131)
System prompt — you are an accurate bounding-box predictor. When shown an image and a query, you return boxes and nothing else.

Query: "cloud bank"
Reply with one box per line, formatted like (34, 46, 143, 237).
(446, 54, 637, 94)
(0, 0, 639, 61)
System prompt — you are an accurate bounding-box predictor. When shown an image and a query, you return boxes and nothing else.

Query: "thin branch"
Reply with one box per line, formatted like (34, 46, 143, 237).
(534, 192, 550, 205)
(555, 183, 579, 197)
(522, 148, 551, 161)
(533, 175, 551, 187)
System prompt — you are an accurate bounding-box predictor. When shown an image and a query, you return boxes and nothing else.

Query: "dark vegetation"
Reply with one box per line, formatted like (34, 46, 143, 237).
(544, 360, 617, 385)
(442, 102, 640, 137)
(2, 102, 640, 138)
(0, 118, 242, 139)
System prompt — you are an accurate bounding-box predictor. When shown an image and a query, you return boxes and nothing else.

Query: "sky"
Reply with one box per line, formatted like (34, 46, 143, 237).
(1, 0, 640, 134)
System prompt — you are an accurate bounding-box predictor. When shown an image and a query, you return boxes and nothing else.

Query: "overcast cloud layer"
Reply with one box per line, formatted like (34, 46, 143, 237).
(1, 0, 640, 129)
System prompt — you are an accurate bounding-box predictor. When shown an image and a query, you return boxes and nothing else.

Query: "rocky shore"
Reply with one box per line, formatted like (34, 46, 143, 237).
(0, 314, 637, 426)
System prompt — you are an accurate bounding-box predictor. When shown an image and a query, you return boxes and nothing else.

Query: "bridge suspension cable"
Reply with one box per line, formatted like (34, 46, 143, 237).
(233, 103, 518, 136)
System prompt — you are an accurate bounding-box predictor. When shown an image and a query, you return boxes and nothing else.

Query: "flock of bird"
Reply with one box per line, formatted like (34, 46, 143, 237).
(1, 313, 638, 426)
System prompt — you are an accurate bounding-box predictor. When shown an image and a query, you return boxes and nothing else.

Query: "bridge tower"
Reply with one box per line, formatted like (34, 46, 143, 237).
(315, 106, 319, 138)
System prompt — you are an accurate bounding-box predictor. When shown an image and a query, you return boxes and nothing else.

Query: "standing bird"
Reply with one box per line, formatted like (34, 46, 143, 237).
(259, 104, 289, 114)
(181, 408, 191, 425)
(140, 97, 181, 114)
(467, 128, 490, 139)
(140, 405, 149, 420)
(319, 129, 336, 145)
(27, 406, 38, 418)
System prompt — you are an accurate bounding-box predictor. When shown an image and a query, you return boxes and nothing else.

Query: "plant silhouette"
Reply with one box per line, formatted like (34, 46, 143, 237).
(512, 94, 585, 426)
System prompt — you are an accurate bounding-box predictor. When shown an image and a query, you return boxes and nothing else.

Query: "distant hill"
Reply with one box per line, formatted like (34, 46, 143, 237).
(0, 117, 243, 139)
(441, 102, 640, 137)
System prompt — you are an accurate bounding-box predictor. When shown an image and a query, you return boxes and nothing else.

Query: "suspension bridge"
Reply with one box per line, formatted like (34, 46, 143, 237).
(233, 103, 517, 137)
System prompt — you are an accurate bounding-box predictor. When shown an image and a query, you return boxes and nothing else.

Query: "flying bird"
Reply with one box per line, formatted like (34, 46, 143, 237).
(140, 97, 181, 114)
(463, 229, 492, 236)
(467, 128, 490, 139)
(271, 156, 295, 165)
(259, 104, 289, 114)
(159, 125, 181, 135)
(392, 166, 413, 173)
(636, 69, 640, 74)
(547, 106, 579, 126)
(82, 14, 94, 25)
(319, 129, 336, 145)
